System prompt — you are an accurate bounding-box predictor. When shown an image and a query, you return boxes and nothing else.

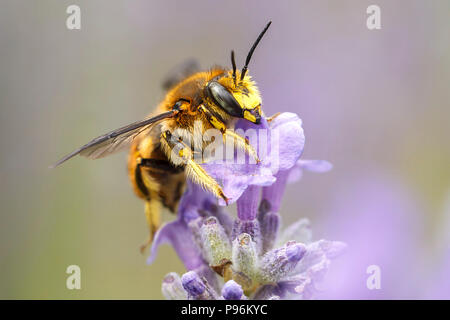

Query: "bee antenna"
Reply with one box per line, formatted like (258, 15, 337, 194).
(240, 21, 272, 81)
(231, 50, 237, 85)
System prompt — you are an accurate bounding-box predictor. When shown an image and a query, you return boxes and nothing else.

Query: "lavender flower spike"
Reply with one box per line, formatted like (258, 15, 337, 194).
(154, 112, 344, 300)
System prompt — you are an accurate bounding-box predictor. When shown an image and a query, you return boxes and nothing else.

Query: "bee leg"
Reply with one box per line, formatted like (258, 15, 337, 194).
(135, 157, 163, 254)
(184, 156, 230, 205)
(198, 105, 260, 163)
(223, 130, 260, 164)
(140, 196, 161, 254)
(161, 130, 230, 205)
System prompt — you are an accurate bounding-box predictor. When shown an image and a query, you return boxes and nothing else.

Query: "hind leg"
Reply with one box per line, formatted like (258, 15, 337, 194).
(136, 157, 184, 253)
(140, 196, 161, 254)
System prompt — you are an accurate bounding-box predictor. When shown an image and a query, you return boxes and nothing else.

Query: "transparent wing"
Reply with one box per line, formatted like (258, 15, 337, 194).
(51, 110, 176, 168)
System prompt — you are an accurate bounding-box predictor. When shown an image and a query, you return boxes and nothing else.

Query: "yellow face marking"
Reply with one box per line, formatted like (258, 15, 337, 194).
(218, 72, 262, 116)
(243, 110, 257, 123)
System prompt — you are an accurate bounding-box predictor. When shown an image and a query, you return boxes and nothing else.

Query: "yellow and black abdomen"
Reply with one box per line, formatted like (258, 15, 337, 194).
(128, 124, 186, 252)
(127, 125, 186, 213)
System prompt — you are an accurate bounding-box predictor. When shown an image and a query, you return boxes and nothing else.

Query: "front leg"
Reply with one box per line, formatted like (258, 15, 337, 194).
(198, 105, 260, 164)
(161, 130, 230, 204)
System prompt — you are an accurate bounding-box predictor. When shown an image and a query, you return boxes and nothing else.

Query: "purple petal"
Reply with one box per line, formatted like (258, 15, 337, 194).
(148, 180, 225, 269)
(286, 243, 305, 262)
(267, 112, 305, 173)
(297, 160, 333, 172)
(202, 162, 274, 206)
(178, 180, 214, 222)
(236, 185, 261, 220)
(200, 113, 304, 205)
(288, 159, 333, 183)
(147, 219, 204, 270)
(261, 170, 289, 213)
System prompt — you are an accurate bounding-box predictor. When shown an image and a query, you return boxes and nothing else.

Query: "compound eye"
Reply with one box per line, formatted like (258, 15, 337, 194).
(205, 81, 243, 117)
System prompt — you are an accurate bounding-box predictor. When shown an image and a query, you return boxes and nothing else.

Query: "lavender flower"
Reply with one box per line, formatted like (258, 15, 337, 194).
(148, 112, 344, 299)
(222, 280, 245, 300)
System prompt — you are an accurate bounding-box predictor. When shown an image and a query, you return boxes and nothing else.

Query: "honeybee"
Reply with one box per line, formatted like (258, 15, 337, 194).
(53, 22, 271, 252)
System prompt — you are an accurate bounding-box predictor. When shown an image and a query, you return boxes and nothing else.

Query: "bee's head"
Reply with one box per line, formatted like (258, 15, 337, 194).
(204, 76, 262, 124)
(203, 21, 271, 125)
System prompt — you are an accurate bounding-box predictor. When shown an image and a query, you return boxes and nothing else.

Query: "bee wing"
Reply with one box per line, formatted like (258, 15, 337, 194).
(51, 110, 177, 168)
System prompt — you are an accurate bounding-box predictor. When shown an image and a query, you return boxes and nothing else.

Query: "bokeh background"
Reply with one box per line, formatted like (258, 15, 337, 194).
(1, 0, 449, 299)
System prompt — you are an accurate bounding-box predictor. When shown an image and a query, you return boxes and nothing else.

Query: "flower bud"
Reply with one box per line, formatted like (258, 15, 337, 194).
(161, 272, 187, 300)
(203, 201, 234, 237)
(232, 219, 262, 253)
(181, 271, 204, 296)
(181, 271, 219, 300)
(200, 217, 232, 265)
(187, 217, 205, 254)
(258, 199, 280, 253)
(232, 233, 258, 280)
(259, 241, 306, 283)
(222, 280, 244, 300)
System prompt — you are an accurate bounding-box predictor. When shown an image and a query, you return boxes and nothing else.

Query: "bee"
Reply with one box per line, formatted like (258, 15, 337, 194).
(52, 22, 271, 252)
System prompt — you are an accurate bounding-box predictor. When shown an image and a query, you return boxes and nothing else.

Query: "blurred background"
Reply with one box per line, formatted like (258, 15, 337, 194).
(1, 0, 449, 299)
